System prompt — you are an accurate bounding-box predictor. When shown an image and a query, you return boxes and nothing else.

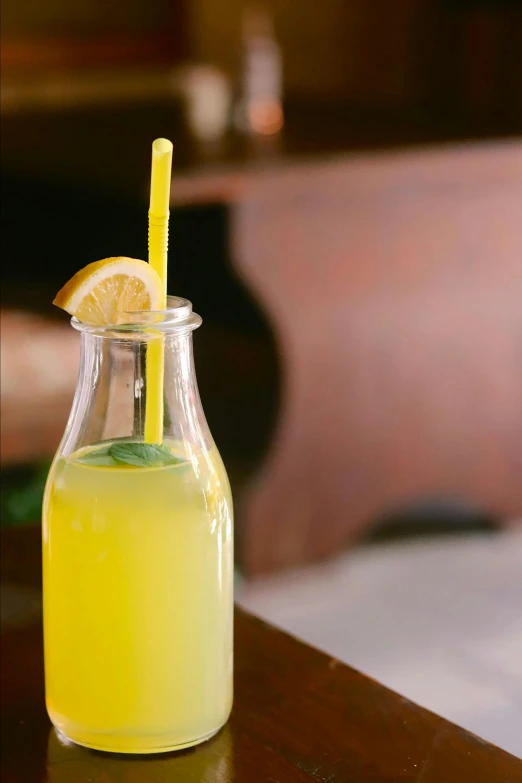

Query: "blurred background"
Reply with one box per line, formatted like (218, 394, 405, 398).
(1, 0, 522, 758)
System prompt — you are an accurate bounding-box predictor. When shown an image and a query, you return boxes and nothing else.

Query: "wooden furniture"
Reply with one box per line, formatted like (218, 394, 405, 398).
(3, 102, 516, 468)
(0, 311, 78, 466)
(2, 93, 521, 573)
(1, 0, 187, 75)
(226, 140, 522, 575)
(429, 1, 522, 123)
(3, 96, 519, 197)
(2, 525, 521, 782)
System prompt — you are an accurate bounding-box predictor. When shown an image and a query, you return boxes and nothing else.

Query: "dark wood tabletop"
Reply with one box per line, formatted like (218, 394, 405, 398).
(1, 525, 521, 782)
(3, 96, 520, 204)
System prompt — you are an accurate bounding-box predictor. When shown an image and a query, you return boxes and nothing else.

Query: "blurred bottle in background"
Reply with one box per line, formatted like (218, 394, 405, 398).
(235, 3, 284, 138)
(180, 64, 232, 147)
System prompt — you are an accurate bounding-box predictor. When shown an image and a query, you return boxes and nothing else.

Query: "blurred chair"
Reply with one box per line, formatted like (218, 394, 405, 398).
(232, 141, 522, 575)
(0, 311, 79, 465)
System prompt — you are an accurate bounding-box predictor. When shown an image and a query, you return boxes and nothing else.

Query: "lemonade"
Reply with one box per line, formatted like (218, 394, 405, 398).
(43, 140, 233, 753)
(43, 441, 233, 753)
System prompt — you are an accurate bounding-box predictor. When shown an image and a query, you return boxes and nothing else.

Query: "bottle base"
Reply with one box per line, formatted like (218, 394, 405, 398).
(52, 723, 225, 755)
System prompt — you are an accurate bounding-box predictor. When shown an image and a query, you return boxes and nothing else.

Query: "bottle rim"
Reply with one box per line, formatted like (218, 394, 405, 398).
(71, 296, 202, 337)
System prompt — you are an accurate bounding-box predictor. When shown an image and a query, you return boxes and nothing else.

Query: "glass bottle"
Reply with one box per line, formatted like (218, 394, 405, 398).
(235, 3, 284, 138)
(42, 297, 233, 754)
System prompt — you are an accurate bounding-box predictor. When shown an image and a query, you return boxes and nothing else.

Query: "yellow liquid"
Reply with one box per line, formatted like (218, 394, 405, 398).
(42, 442, 233, 754)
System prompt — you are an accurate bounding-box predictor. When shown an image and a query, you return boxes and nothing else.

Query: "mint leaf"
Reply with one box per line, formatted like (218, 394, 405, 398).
(154, 443, 178, 458)
(75, 442, 186, 468)
(76, 446, 117, 466)
(110, 443, 158, 467)
(109, 442, 185, 468)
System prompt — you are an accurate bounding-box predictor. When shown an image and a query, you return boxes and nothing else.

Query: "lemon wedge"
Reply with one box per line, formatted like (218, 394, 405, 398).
(53, 257, 164, 325)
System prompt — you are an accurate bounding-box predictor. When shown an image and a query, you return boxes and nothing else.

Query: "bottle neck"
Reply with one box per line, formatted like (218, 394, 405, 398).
(59, 329, 211, 458)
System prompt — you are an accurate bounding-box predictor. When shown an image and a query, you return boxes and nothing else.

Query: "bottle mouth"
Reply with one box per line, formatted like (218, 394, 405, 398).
(71, 296, 202, 336)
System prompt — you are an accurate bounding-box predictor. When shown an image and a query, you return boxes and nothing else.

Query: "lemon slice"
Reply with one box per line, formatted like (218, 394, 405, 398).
(53, 257, 164, 325)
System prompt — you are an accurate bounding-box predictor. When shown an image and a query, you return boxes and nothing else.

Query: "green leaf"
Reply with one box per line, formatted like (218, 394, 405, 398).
(76, 445, 117, 466)
(154, 443, 178, 458)
(109, 442, 185, 468)
(75, 442, 187, 468)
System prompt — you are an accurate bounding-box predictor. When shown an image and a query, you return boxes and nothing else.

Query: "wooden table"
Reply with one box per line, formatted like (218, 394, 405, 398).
(1, 526, 520, 782)
(3, 97, 520, 202)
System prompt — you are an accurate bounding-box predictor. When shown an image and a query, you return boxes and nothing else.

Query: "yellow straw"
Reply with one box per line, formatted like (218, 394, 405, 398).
(145, 138, 173, 444)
